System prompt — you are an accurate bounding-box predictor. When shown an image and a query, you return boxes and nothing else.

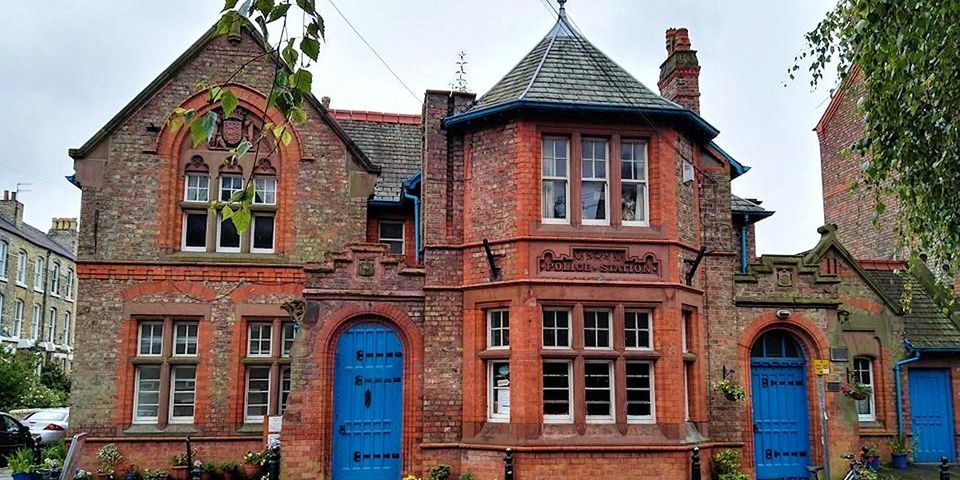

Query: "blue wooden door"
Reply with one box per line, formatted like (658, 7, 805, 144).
(751, 330, 810, 480)
(908, 369, 956, 463)
(332, 324, 404, 480)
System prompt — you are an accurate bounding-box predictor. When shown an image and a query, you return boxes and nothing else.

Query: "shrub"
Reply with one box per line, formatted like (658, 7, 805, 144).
(458, 473, 475, 480)
(142, 468, 168, 480)
(427, 465, 452, 480)
(6, 447, 36, 474)
(97, 444, 123, 476)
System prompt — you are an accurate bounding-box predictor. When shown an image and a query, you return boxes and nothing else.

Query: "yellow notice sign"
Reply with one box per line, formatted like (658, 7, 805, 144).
(813, 359, 831, 376)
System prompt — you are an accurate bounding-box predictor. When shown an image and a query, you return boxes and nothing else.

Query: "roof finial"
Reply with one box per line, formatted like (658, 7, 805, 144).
(557, 0, 567, 18)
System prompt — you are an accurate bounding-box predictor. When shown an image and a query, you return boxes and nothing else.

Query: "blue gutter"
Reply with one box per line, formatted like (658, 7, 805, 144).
(895, 341, 922, 437)
(707, 141, 750, 179)
(401, 172, 422, 263)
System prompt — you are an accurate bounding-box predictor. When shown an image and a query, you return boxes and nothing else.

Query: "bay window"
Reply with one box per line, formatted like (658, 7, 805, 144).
(626, 362, 655, 423)
(542, 361, 573, 422)
(581, 137, 609, 224)
(541, 136, 570, 223)
(487, 309, 509, 349)
(621, 140, 648, 225)
(624, 310, 652, 349)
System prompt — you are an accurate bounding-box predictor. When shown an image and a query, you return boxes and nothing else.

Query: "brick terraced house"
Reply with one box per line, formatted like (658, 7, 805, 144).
(67, 4, 960, 479)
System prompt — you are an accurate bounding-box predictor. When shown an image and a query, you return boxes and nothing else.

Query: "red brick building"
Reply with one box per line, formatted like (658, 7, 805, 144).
(67, 5, 960, 480)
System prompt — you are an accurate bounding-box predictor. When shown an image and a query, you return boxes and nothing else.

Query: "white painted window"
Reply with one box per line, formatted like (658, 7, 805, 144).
(253, 176, 277, 205)
(581, 137, 609, 225)
(65, 268, 74, 300)
(279, 366, 292, 415)
(174, 322, 199, 356)
(31, 304, 40, 339)
(627, 361, 655, 423)
(543, 360, 573, 423)
(34, 257, 44, 292)
(219, 175, 244, 201)
(0, 294, 4, 336)
(47, 308, 57, 343)
(16, 250, 27, 286)
(13, 299, 24, 338)
(620, 140, 649, 225)
(251, 214, 275, 254)
(169, 365, 197, 424)
(378, 221, 404, 255)
(216, 215, 241, 253)
(182, 211, 208, 252)
(62, 311, 70, 345)
(50, 262, 61, 297)
(583, 309, 612, 349)
(133, 365, 162, 423)
(0, 240, 7, 280)
(541, 136, 570, 223)
(487, 309, 510, 349)
(248, 323, 272, 357)
(854, 357, 876, 422)
(138, 322, 164, 356)
(624, 310, 653, 350)
(281, 322, 296, 357)
(585, 361, 614, 422)
(245, 366, 271, 422)
(488, 361, 510, 422)
(184, 174, 210, 202)
(542, 309, 571, 348)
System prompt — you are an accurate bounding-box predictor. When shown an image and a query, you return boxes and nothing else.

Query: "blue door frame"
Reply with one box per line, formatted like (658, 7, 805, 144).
(908, 369, 956, 463)
(332, 323, 404, 480)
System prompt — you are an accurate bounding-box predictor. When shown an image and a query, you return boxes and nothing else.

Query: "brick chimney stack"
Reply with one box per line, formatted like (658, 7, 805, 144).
(658, 27, 701, 113)
(0, 190, 24, 227)
(49, 217, 79, 254)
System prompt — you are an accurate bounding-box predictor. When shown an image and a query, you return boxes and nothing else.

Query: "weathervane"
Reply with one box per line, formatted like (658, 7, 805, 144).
(557, 0, 568, 19)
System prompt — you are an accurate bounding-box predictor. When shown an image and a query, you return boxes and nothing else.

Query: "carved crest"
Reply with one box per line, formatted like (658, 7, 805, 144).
(537, 247, 661, 276)
(208, 107, 259, 150)
(221, 117, 244, 146)
(281, 299, 306, 323)
(358, 258, 375, 277)
(776, 268, 793, 287)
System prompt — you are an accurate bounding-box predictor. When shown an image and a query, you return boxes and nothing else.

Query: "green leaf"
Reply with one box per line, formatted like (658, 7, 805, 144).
(189, 118, 207, 147)
(234, 140, 252, 160)
(281, 128, 293, 146)
(267, 3, 291, 23)
(168, 116, 184, 133)
(254, 0, 275, 15)
(232, 206, 252, 234)
(290, 68, 313, 94)
(296, 0, 316, 15)
(290, 106, 308, 125)
(209, 86, 224, 102)
(222, 90, 239, 118)
(282, 39, 298, 69)
(301, 37, 320, 61)
(222, 0, 240, 11)
(221, 204, 235, 221)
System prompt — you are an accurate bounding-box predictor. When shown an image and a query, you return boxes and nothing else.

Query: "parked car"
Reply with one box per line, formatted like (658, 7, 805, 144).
(0, 412, 35, 467)
(22, 408, 69, 445)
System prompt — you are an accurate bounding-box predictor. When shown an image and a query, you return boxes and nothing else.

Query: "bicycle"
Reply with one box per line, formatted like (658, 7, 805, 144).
(807, 446, 871, 480)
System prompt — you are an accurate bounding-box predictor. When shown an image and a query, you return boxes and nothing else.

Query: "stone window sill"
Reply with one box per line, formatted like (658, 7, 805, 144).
(124, 424, 198, 435)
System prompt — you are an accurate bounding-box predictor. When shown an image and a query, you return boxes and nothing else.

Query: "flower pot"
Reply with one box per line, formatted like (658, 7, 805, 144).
(222, 471, 236, 480)
(11, 474, 34, 480)
(200, 472, 214, 480)
(868, 455, 880, 470)
(241, 464, 264, 479)
(95, 474, 114, 480)
(723, 392, 739, 401)
(892, 453, 909, 469)
(169, 467, 188, 480)
(846, 392, 869, 401)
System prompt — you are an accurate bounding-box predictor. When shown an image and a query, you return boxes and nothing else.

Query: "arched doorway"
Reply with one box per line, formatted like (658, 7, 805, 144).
(331, 323, 404, 480)
(751, 330, 810, 479)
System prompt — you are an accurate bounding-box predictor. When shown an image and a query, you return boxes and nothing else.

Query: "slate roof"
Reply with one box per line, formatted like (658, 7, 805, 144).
(471, 13, 680, 112)
(731, 195, 774, 219)
(863, 269, 960, 349)
(332, 111, 423, 203)
(0, 218, 76, 260)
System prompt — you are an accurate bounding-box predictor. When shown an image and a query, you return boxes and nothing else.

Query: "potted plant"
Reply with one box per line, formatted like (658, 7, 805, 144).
(198, 461, 216, 480)
(75, 470, 93, 480)
(168, 453, 189, 480)
(37, 457, 64, 480)
(218, 461, 238, 480)
(863, 445, 880, 470)
(122, 464, 141, 480)
(42, 440, 67, 479)
(96, 444, 123, 480)
(428, 465, 452, 480)
(712, 449, 750, 480)
(840, 382, 872, 401)
(6, 447, 36, 480)
(241, 450, 268, 479)
(141, 469, 168, 480)
(891, 435, 910, 469)
(715, 378, 746, 402)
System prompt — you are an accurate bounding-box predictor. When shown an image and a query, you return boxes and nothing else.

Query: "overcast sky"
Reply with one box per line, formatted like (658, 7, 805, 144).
(1, 0, 836, 254)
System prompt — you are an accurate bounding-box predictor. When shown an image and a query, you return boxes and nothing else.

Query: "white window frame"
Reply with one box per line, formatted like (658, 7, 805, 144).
(543, 360, 573, 423)
(486, 309, 510, 349)
(47, 308, 57, 343)
(584, 360, 615, 423)
(542, 308, 572, 349)
(219, 174, 244, 201)
(184, 173, 210, 202)
(169, 365, 197, 424)
(31, 304, 40, 339)
(247, 323, 273, 357)
(378, 220, 405, 255)
(541, 136, 571, 225)
(133, 365, 162, 424)
(281, 322, 296, 357)
(244, 366, 272, 423)
(181, 210, 208, 252)
(624, 310, 653, 350)
(13, 299, 24, 339)
(279, 366, 292, 415)
(34, 257, 44, 292)
(138, 322, 164, 357)
(65, 268, 74, 300)
(216, 215, 242, 253)
(253, 176, 277, 205)
(61, 311, 70, 345)
(626, 361, 656, 424)
(583, 309, 613, 350)
(580, 137, 610, 226)
(683, 364, 690, 422)
(620, 140, 649, 226)
(50, 262, 61, 297)
(487, 361, 511, 422)
(0, 240, 7, 281)
(16, 250, 27, 286)
(250, 213, 276, 254)
(854, 357, 876, 422)
(173, 322, 199, 357)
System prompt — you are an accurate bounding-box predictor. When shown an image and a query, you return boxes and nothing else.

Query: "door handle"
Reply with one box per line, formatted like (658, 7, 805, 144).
(753, 423, 759, 433)
(339, 424, 346, 435)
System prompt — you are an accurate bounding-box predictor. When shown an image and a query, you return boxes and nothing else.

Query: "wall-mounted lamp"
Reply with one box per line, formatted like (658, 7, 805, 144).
(776, 309, 791, 320)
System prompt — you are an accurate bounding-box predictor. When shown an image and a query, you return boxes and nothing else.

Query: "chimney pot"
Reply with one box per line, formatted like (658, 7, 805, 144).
(659, 27, 701, 113)
(3, 190, 8, 201)
(321, 96, 331, 109)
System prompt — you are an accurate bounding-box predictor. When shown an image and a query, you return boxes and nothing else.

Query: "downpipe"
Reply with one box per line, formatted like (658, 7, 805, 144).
(894, 342, 921, 437)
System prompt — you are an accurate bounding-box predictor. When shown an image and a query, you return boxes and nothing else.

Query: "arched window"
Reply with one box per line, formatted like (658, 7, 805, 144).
(51, 261, 61, 296)
(751, 330, 804, 358)
(853, 357, 876, 422)
(178, 107, 279, 254)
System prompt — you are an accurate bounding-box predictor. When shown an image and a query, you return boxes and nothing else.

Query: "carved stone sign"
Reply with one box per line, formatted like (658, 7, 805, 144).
(538, 248, 661, 276)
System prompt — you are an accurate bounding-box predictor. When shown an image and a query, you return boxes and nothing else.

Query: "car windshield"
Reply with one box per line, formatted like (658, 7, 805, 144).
(28, 410, 67, 421)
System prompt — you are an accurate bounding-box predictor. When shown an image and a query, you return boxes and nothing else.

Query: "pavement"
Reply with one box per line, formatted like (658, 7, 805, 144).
(0, 467, 10, 480)
(879, 464, 946, 479)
